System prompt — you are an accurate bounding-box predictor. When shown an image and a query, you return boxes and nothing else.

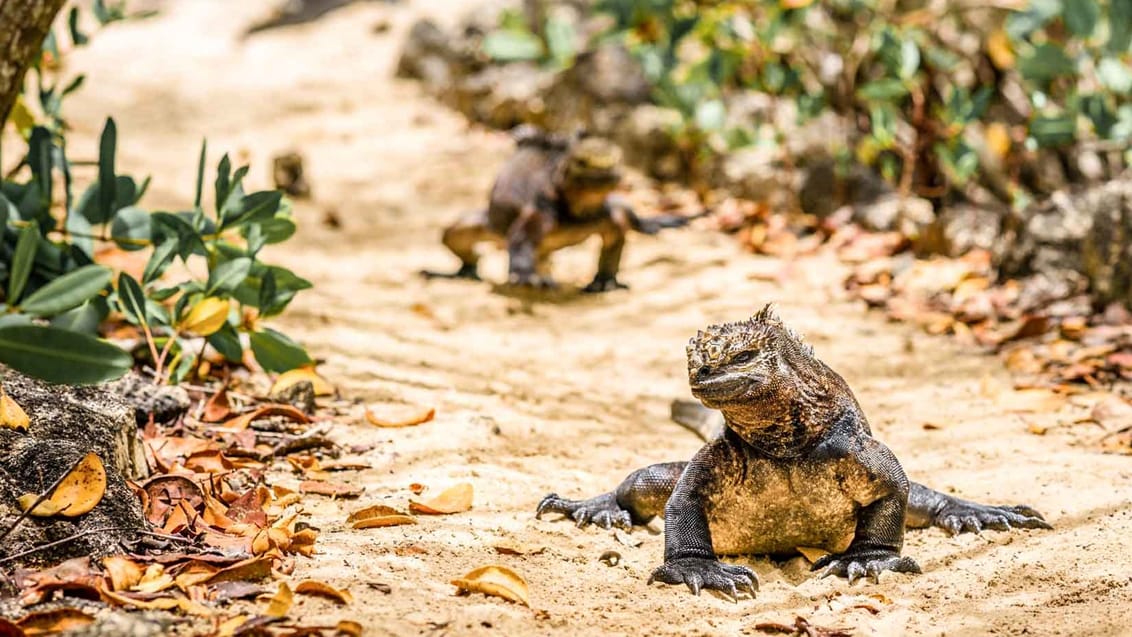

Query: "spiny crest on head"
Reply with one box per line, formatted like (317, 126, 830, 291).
(685, 304, 814, 368)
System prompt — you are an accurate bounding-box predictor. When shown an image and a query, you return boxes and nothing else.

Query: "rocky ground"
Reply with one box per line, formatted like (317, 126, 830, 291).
(36, 0, 1132, 634)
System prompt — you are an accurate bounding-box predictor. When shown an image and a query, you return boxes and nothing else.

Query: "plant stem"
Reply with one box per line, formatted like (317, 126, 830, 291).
(153, 330, 179, 384)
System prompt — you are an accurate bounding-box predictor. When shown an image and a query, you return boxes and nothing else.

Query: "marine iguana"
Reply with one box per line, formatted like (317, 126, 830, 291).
(536, 306, 1051, 598)
(423, 127, 688, 292)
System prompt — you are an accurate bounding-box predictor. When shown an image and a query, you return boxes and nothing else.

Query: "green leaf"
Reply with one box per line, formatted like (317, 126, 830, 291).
(8, 225, 39, 304)
(110, 206, 152, 251)
(68, 7, 89, 45)
(545, 16, 577, 67)
(98, 118, 118, 223)
(259, 217, 297, 244)
(207, 323, 244, 363)
(27, 127, 53, 208)
(1005, 0, 1062, 40)
(207, 257, 252, 294)
(66, 206, 95, 258)
(856, 79, 909, 102)
(0, 325, 133, 384)
(0, 192, 12, 232)
(249, 327, 312, 373)
(221, 190, 282, 229)
(143, 238, 178, 284)
(1098, 57, 1132, 94)
(1111, 0, 1132, 53)
(20, 265, 112, 317)
(1063, 0, 1099, 38)
(117, 272, 148, 327)
(482, 30, 543, 62)
(194, 139, 207, 209)
(214, 154, 231, 217)
(898, 39, 920, 80)
(1030, 114, 1077, 147)
(50, 299, 107, 335)
(1017, 44, 1075, 84)
(258, 270, 277, 313)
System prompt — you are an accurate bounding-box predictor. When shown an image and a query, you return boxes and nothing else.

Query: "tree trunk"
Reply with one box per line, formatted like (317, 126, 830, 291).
(0, 0, 67, 125)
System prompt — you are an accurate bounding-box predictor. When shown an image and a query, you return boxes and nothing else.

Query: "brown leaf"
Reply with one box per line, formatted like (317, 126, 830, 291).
(353, 515, 417, 529)
(294, 580, 353, 605)
(796, 546, 831, 563)
(300, 480, 364, 498)
(203, 387, 233, 423)
(222, 404, 311, 431)
(17, 452, 106, 517)
(101, 556, 143, 592)
(0, 386, 29, 432)
(409, 482, 473, 514)
(346, 504, 405, 523)
(365, 405, 435, 428)
(0, 618, 22, 637)
(206, 556, 273, 585)
(336, 620, 364, 637)
(451, 565, 530, 607)
(265, 582, 293, 617)
(101, 589, 210, 615)
(16, 609, 95, 635)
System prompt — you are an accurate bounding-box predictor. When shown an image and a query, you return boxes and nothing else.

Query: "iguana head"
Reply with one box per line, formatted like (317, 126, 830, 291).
(560, 137, 622, 214)
(685, 304, 819, 410)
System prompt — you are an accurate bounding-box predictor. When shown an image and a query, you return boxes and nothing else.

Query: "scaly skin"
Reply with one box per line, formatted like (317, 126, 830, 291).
(423, 127, 686, 292)
(537, 305, 1051, 599)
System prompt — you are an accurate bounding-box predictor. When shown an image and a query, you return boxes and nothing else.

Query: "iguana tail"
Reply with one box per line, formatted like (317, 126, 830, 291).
(670, 399, 726, 441)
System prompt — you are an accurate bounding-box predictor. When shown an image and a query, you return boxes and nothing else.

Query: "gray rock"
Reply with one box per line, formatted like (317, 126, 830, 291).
(0, 369, 147, 566)
(855, 194, 935, 238)
(799, 160, 892, 219)
(614, 105, 684, 181)
(106, 372, 190, 428)
(914, 203, 1000, 257)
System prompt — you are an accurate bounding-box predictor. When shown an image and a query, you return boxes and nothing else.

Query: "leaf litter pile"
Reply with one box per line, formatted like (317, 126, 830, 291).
(700, 192, 1132, 454)
(0, 362, 518, 636)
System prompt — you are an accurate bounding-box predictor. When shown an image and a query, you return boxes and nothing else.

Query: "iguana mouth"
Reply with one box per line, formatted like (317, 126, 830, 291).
(690, 376, 751, 403)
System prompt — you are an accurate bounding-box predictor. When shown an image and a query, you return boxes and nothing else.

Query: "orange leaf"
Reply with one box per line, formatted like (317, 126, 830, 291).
(101, 556, 143, 592)
(294, 580, 353, 605)
(16, 609, 95, 635)
(409, 482, 473, 515)
(265, 582, 293, 617)
(0, 386, 29, 431)
(364, 406, 435, 428)
(300, 480, 364, 498)
(203, 387, 233, 423)
(451, 565, 530, 606)
(221, 404, 311, 431)
(271, 367, 334, 397)
(17, 453, 106, 517)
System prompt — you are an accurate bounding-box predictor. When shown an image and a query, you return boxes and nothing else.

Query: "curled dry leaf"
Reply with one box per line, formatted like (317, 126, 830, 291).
(336, 620, 364, 637)
(451, 565, 530, 607)
(796, 546, 831, 563)
(271, 367, 334, 397)
(294, 580, 353, 605)
(100, 589, 211, 615)
(222, 404, 311, 431)
(266, 582, 293, 617)
(101, 556, 143, 592)
(409, 482, 473, 515)
(348, 504, 417, 529)
(300, 480, 364, 498)
(203, 386, 233, 423)
(365, 405, 435, 428)
(17, 452, 106, 517)
(0, 386, 29, 431)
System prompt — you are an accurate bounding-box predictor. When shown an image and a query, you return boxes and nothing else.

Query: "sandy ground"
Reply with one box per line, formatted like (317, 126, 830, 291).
(42, 0, 1132, 635)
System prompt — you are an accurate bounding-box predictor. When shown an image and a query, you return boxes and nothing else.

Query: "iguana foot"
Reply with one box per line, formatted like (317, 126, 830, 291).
(536, 492, 631, 529)
(934, 502, 1052, 535)
(648, 558, 758, 599)
(421, 263, 480, 280)
(813, 550, 921, 584)
(582, 274, 628, 293)
(507, 272, 557, 289)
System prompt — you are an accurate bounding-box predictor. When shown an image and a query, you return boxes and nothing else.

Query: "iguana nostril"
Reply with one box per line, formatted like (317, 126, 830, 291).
(696, 365, 712, 379)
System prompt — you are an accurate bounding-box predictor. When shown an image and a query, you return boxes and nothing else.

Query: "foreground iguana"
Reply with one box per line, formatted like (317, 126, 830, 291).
(423, 127, 687, 292)
(537, 306, 1050, 597)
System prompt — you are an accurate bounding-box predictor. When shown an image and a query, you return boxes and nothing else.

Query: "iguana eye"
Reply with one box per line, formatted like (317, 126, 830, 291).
(732, 351, 754, 365)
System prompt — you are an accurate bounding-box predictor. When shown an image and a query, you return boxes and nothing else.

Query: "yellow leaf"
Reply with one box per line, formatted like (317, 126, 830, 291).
(17, 453, 106, 517)
(101, 588, 211, 615)
(409, 483, 473, 515)
(987, 29, 1015, 70)
(364, 405, 435, 428)
(0, 386, 30, 431)
(336, 621, 364, 637)
(352, 514, 417, 529)
(796, 546, 830, 563)
(294, 580, 353, 605)
(271, 367, 334, 397)
(266, 582, 293, 617)
(180, 297, 230, 335)
(8, 96, 36, 138)
(101, 556, 143, 591)
(985, 123, 1012, 161)
(451, 565, 530, 606)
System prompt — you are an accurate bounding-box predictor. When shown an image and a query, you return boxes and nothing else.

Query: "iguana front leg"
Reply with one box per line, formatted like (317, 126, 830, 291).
(537, 461, 686, 529)
(647, 449, 758, 599)
(506, 205, 555, 288)
(813, 439, 920, 583)
(906, 482, 1052, 534)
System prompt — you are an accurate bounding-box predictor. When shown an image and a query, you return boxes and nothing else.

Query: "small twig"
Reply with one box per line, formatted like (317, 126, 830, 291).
(0, 455, 86, 546)
(0, 526, 130, 565)
(153, 330, 180, 384)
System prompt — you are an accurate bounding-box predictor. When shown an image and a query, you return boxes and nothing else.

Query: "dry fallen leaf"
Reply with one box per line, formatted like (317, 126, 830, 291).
(409, 482, 473, 514)
(300, 480, 364, 498)
(0, 386, 29, 432)
(101, 556, 143, 592)
(16, 608, 95, 635)
(221, 404, 311, 431)
(294, 580, 353, 605)
(101, 589, 211, 615)
(336, 620, 364, 637)
(203, 386, 233, 423)
(796, 546, 831, 563)
(451, 565, 530, 607)
(17, 452, 106, 517)
(365, 405, 435, 428)
(348, 504, 417, 529)
(271, 367, 334, 397)
(265, 582, 293, 617)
